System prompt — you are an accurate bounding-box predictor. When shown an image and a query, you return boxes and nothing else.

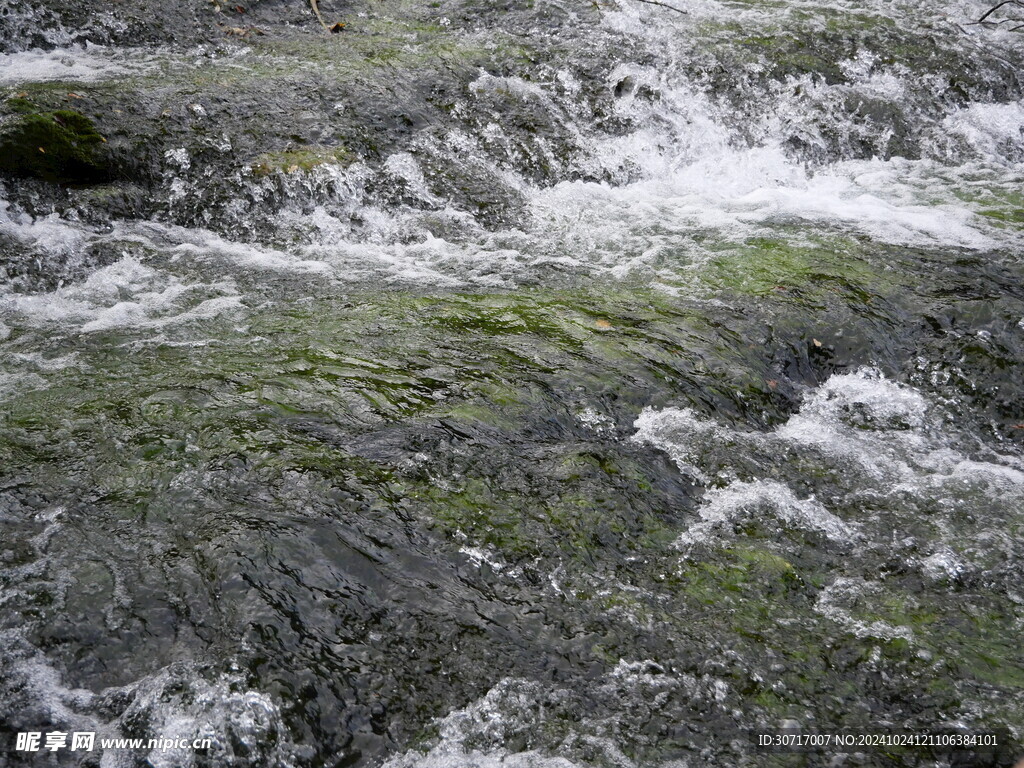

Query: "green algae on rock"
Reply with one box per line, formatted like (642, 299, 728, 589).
(251, 146, 355, 176)
(0, 104, 111, 184)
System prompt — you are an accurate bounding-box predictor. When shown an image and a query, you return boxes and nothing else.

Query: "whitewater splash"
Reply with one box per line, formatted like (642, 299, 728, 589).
(2, 0, 1022, 296)
(0, 44, 158, 86)
(634, 367, 1024, 636)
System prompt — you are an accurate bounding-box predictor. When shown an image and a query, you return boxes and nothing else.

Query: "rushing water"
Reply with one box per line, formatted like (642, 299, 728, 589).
(1, 0, 1023, 765)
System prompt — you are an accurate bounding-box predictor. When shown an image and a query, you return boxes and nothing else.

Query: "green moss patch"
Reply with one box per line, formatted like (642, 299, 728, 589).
(696, 234, 903, 303)
(250, 146, 355, 176)
(0, 105, 111, 184)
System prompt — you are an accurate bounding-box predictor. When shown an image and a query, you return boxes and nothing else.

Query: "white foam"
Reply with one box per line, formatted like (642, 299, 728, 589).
(778, 370, 1024, 492)
(633, 368, 1024, 557)
(80, 293, 242, 333)
(921, 549, 966, 582)
(0, 647, 302, 768)
(576, 407, 615, 435)
(814, 578, 915, 642)
(0, 206, 92, 262)
(675, 479, 856, 549)
(523, 150, 998, 282)
(1, 256, 242, 335)
(208, 33, 1018, 289)
(124, 669, 298, 768)
(775, 369, 932, 480)
(0, 640, 102, 736)
(938, 100, 1024, 160)
(171, 236, 334, 276)
(0, 370, 48, 402)
(384, 152, 444, 205)
(382, 674, 693, 768)
(9, 351, 82, 371)
(1, 0, 1020, 296)
(540, 2, 1022, 268)
(793, 367, 929, 429)
(459, 546, 523, 579)
(0, 45, 151, 85)
(632, 406, 722, 484)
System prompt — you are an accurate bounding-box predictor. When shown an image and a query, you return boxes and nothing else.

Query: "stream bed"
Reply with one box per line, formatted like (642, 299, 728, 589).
(1, 0, 1023, 766)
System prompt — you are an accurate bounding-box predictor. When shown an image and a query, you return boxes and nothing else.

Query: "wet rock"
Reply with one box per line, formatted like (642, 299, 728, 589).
(0, 104, 111, 184)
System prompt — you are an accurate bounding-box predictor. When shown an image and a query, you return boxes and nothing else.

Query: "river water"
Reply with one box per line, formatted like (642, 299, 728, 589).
(1, 0, 1023, 766)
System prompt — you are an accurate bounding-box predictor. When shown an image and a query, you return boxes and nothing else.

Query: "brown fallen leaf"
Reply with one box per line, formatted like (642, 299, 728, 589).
(766, 379, 777, 390)
(594, 319, 612, 330)
(330, 22, 346, 32)
(37, 147, 46, 154)
(66, 92, 83, 100)
(1011, 424, 1024, 429)
(812, 338, 822, 347)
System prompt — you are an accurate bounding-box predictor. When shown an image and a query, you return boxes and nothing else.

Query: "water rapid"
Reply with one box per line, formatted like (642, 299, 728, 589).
(1, 0, 1023, 765)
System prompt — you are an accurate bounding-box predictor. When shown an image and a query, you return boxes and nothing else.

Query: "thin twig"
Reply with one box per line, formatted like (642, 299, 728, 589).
(978, 0, 1015, 22)
(969, 0, 1024, 25)
(310, 0, 330, 31)
(631, 0, 688, 15)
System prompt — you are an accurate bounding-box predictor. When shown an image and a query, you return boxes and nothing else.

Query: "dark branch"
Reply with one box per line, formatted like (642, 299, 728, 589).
(630, 0, 688, 16)
(970, 0, 1024, 27)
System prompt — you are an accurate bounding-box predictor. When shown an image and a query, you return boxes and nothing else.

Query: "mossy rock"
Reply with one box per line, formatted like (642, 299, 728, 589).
(250, 146, 355, 177)
(0, 106, 111, 184)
